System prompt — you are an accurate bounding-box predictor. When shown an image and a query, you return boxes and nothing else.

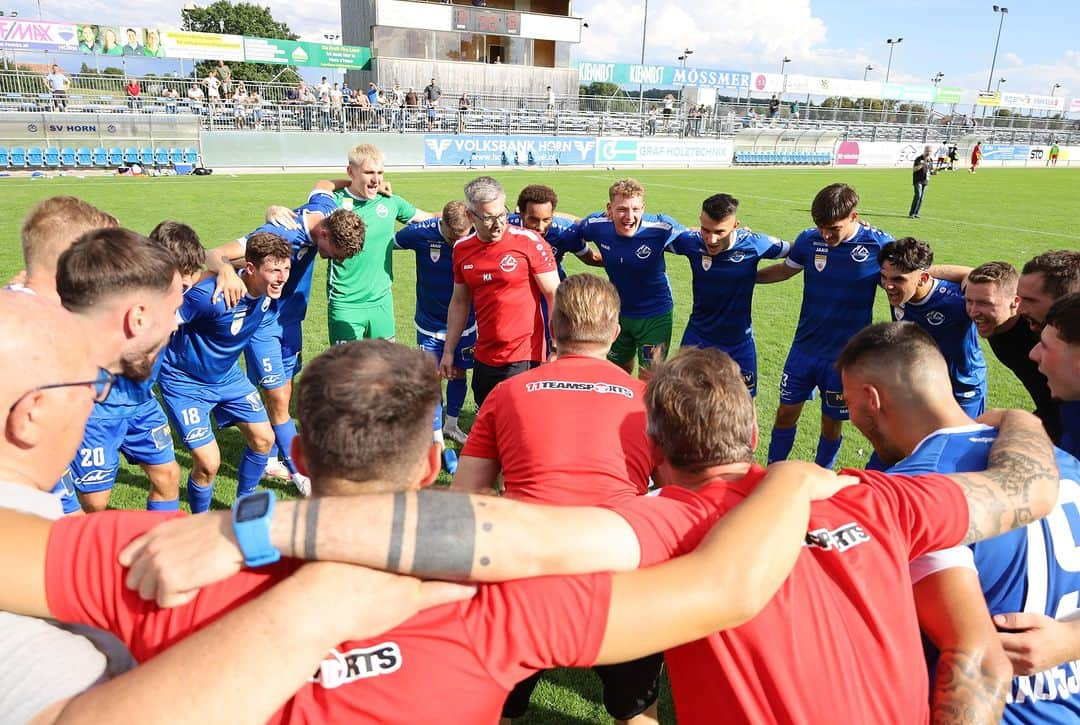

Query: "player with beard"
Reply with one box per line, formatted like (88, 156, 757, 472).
(157, 233, 291, 513)
(55, 228, 184, 512)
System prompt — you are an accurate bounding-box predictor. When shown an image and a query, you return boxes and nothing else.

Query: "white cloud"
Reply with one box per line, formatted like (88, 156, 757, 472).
(1003, 51, 1023, 66)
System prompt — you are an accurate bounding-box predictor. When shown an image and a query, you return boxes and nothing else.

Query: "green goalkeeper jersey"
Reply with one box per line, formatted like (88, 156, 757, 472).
(327, 189, 417, 307)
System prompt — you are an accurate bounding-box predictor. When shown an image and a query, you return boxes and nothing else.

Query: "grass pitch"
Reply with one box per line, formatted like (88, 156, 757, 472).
(2, 165, 1074, 723)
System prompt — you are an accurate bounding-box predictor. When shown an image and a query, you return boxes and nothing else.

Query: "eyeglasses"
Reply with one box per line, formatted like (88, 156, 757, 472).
(469, 208, 509, 227)
(9, 367, 116, 411)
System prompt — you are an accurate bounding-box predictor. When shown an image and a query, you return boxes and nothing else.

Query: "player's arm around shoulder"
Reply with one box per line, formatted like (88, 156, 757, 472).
(595, 461, 856, 664)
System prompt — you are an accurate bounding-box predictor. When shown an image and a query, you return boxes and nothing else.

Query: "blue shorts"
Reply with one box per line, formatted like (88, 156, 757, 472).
(244, 320, 302, 390)
(954, 383, 987, 418)
(69, 399, 175, 493)
(779, 348, 848, 420)
(158, 371, 269, 450)
(416, 328, 477, 370)
(680, 330, 758, 397)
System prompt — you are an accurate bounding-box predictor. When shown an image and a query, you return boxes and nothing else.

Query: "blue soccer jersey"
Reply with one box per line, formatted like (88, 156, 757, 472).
(244, 189, 336, 327)
(161, 277, 277, 385)
(891, 278, 988, 406)
(508, 214, 587, 278)
(580, 212, 685, 319)
(670, 228, 788, 345)
(394, 218, 476, 337)
(1061, 401, 1080, 459)
(786, 223, 894, 360)
(894, 426, 1080, 724)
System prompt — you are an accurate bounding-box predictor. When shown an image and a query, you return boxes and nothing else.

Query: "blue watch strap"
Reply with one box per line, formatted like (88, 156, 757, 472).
(232, 490, 281, 568)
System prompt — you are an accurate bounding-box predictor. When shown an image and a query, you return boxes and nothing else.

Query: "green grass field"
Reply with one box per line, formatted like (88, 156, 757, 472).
(1, 165, 1074, 723)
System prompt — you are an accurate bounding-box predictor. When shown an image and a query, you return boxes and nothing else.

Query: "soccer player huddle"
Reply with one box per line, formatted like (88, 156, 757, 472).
(1, 144, 1079, 725)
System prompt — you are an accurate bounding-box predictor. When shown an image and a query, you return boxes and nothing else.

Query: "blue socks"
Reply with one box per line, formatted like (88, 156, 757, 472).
(271, 421, 298, 475)
(432, 398, 443, 434)
(147, 498, 180, 511)
(767, 427, 797, 464)
(815, 436, 843, 470)
(446, 379, 467, 419)
(187, 478, 213, 513)
(237, 447, 269, 497)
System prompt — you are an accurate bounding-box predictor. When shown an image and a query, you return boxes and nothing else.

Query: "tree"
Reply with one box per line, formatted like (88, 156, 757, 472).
(181, 0, 300, 84)
(580, 82, 626, 98)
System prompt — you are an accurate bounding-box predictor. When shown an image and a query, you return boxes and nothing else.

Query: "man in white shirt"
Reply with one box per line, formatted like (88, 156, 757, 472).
(43, 64, 70, 111)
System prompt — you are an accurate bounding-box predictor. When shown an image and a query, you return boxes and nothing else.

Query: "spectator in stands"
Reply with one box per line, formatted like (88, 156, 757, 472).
(405, 86, 419, 129)
(329, 83, 342, 131)
(232, 83, 248, 129)
(390, 81, 404, 130)
(662, 93, 675, 129)
(218, 60, 233, 97)
(249, 90, 263, 130)
(186, 83, 204, 106)
(366, 81, 379, 107)
(203, 69, 221, 113)
(352, 88, 370, 131)
(319, 83, 332, 131)
(546, 85, 555, 122)
(43, 64, 69, 111)
(123, 28, 143, 56)
(300, 84, 316, 131)
(125, 77, 141, 111)
(789, 99, 800, 121)
(424, 77, 442, 107)
(457, 91, 470, 133)
(143, 30, 164, 58)
(316, 76, 330, 102)
(769, 94, 780, 125)
(647, 106, 657, 135)
(285, 82, 300, 105)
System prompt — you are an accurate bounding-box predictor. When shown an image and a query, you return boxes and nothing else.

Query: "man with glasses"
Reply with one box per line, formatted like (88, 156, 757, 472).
(440, 176, 560, 408)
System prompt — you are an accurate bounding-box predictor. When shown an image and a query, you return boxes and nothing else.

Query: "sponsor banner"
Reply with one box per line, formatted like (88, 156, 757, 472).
(423, 135, 597, 166)
(1070, 98, 1080, 114)
(160, 30, 244, 61)
(575, 61, 750, 88)
(999, 91, 1065, 112)
(596, 137, 734, 165)
(751, 72, 785, 94)
(242, 37, 371, 69)
(74, 25, 164, 57)
(830, 141, 926, 167)
(835, 140, 860, 166)
(981, 144, 1031, 162)
(977, 91, 1001, 107)
(936, 86, 963, 104)
(0, 18, 78, 53)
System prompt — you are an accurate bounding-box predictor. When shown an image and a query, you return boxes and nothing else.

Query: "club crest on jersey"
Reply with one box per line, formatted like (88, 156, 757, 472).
(814, 253, 827, 272)
(297, 247, 309, 261)
(261, 298, 271, 312)
(701, 256, 712, 271)
(635, 245, 652, 259)
(340, 197, 354, 211)
(429, 244, 441, 263)
(230, 313, 247, 336)
(926, 311, 946, 326)
(894, 307, 905, 320)
(375, 203, 389, 219)
(729, 251, 746, 263)
(850, 245, 870, 263)
(499, 254, 518, 272)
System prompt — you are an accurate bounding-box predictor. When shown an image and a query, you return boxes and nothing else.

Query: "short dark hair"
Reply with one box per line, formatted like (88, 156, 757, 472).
(836, 321, 942, 377)
(244, 232, 292, 267)
(1046, 293, 1080, 345)
(646, 347, 755, 469)
(516, 184, 558, 213)
(877, 237, 934, 272)
(1021, 250, 1080, 299)
(148, 221, 205, 276)
(296, 340, 441, 486)
(56, 227, 178, 313)
(322, 209, 366, 259)
(701, 194, 739, 221)
(811, 183, 859, 226)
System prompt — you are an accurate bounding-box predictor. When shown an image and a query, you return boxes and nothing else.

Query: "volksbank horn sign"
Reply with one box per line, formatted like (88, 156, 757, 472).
(423, 135, 597, 166)
(576, 62, 750, 89)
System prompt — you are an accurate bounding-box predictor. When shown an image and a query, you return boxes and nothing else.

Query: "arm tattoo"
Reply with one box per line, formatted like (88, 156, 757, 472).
(411, 491, 476, 578)
(952, 426, 1056, 544)
(387, 491, 406, 571)
(931, 648, 1007, 725)
(303, 498, 321, 560)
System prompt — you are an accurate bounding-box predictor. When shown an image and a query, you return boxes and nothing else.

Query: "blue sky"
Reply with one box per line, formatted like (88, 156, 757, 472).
(4, 0, 1077, 101)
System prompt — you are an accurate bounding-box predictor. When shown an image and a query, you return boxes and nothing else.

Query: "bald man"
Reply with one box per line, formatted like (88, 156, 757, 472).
(0, 291, 472, 723)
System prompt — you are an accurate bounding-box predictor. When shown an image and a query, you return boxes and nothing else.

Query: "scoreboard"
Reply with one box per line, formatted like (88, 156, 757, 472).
(451, 6, 521, 36)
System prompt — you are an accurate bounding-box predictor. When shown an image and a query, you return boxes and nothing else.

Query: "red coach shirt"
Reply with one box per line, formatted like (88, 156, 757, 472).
(611, 466, 970, 725)
(453, 226, 555, 366)
(462, 354, 654, 505)
(44, 512, 612, 724)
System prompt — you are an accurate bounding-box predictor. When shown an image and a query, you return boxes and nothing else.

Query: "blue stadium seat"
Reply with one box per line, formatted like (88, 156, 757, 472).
(123, 147, 139, 164)
(77, 147, 93, 166)
(43, 147, 60, 167)
(183, 147, 199, 164)
(9, 147, 27, 166)
(139, 147, 155, 166)
(0, 146, 8, 167)
(108, 148, 124, 166)
(154, 148, 170, 166)
(169, 147, 184, 165)
(60, 147, 76, 166)
(94, 147, 111, 166)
